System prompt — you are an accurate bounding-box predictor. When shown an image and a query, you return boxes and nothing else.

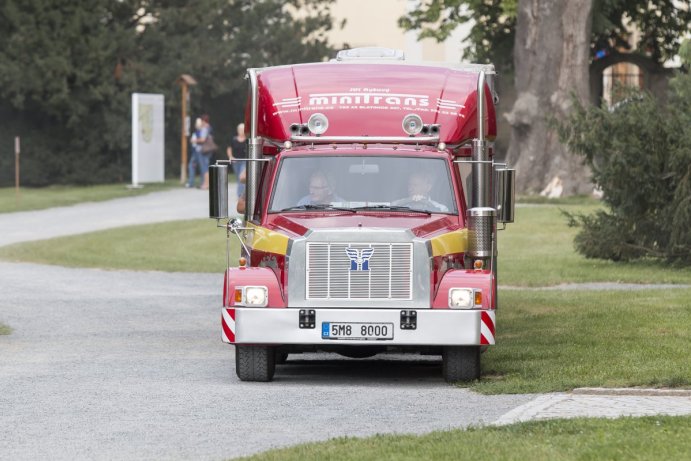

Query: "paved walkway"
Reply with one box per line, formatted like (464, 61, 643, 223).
(0, 186, 237, 247)
(494, 388, 691, 425)
(1, 187, 690, 432)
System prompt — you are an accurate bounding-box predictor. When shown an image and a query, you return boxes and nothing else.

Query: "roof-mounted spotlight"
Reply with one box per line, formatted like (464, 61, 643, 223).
(307, 113, 329, 136)
(402, 113, 423, 136)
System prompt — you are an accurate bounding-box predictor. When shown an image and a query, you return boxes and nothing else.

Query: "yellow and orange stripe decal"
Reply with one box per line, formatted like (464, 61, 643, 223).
(429, 228, 468, 256)
(245, 222, 290, 255)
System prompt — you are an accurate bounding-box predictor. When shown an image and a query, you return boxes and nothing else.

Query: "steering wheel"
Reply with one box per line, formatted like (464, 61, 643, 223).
(394, 197, 437, 210)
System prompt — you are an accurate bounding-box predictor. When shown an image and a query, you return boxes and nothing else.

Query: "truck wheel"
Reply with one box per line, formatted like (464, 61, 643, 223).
(235, 345, 276, 382)
(442, 346, 480, 382)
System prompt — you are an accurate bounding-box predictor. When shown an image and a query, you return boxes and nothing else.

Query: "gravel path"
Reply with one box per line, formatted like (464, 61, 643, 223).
(0, 262, 534, 460)
(0, 188, 232, 247)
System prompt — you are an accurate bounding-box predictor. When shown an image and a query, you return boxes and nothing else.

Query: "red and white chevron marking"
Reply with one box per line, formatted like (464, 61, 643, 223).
(221, 308, 236, 343)
(480, 310, 496, 345)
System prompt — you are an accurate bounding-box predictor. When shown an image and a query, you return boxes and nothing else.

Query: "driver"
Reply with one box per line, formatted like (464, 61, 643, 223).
(297, 171, 343, 206)
(394, 171, 448, 212)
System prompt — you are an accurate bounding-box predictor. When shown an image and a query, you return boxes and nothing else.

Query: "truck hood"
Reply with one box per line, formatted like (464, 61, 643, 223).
(254, 62, 496, 145)
(265, 213, 462, 239)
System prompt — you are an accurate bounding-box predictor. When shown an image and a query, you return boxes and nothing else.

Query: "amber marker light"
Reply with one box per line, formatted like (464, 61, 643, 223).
(475, 290, 483, 306)
(473, 259, 484, 270)
(239, 256, 247, 267)
(234, 289, 243, 303)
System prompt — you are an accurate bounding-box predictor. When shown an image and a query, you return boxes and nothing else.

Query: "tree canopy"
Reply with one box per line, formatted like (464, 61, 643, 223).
(400, 0, 691, 72)
(0, 0, 336, 186)
(401, 0, 690, 196)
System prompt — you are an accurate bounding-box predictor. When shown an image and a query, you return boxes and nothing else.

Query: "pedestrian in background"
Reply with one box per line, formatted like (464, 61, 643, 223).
(227, 123, 247, 200)
(197, 114, 216, 190)
(185, 117, 204, 188)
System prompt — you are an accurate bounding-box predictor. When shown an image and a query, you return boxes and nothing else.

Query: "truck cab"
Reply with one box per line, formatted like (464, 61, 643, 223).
(209, 48, 514, 382)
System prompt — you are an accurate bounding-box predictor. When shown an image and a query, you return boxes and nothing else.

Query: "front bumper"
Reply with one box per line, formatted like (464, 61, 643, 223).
(222, 308, 496, 346)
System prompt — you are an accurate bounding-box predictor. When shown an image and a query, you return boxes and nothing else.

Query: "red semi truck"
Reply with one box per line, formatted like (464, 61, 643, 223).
(209, 47, 515, 382)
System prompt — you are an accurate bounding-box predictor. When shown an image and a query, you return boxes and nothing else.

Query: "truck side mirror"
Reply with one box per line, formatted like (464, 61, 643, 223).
(495, 168, 515, 224)
(209, 164, 229, 219)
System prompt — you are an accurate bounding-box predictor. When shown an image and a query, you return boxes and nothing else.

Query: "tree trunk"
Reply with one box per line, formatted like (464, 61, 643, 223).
(505, 0, 593, 195)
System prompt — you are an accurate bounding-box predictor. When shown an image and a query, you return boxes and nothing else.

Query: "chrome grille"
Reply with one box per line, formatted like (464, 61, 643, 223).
(306, 243, 413, 300)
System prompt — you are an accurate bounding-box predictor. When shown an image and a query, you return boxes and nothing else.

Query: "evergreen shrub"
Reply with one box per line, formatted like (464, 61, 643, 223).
(558, 71, 691, 265)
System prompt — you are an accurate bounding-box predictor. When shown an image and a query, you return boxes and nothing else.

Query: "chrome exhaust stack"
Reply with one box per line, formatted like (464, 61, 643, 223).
(467, 207, 495, 259)
(246, 69, 264, 223)
(467, 70, 496, 266)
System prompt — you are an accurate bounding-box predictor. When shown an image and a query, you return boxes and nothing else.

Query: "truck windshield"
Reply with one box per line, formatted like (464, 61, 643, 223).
(269, 156, 458, 214)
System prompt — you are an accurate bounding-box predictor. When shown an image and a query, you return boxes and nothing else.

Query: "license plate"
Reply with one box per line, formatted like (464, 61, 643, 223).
(321, 322, 394, 340)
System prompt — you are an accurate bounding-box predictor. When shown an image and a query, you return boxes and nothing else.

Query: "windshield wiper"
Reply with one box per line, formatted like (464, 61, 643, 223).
(351, 205, 432, 215)
(278, 204, 356, 213)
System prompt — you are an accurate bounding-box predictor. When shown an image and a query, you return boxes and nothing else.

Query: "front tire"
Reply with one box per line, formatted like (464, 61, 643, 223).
(442, 346, 480, 382)
(235, 345, 276, 382)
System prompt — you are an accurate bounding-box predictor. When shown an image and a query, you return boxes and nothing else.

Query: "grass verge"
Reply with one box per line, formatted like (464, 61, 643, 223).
(0, 219, 238, 273)
(0, 180, 179, 214)
(0, 323, 11, 335)
(234, 416, 691, 461)
(472, 288, 691, 394)
(499, 204, 691, 286)
(517, 194, 599, 206)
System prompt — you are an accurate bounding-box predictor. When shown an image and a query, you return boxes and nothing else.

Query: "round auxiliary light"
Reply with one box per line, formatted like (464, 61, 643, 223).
(402, 113, 424, 136)
(307, 113, 329, 135)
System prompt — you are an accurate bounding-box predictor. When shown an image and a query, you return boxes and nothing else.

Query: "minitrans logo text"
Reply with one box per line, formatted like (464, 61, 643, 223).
(308, 93, 429, 107)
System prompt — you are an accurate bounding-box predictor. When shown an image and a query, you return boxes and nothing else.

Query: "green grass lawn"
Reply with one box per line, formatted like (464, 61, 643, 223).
(516, 194, 599, 205)
(0, 219, 236, 273)
(234, 416, 691, 461)
(475, 287, 691, 394)
(0, 180, 179, 214)
(500, 203, 691, 286)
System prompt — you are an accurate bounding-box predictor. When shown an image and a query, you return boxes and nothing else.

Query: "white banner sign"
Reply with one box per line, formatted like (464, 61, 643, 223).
(131, 93, 165, 185)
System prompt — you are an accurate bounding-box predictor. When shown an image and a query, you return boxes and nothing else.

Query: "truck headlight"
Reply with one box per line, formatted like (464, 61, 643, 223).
(235, 286, 268, 307)
(448, 288, 480, 309)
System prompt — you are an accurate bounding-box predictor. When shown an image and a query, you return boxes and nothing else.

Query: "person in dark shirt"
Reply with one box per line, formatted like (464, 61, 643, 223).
(227, 123, 248, 200)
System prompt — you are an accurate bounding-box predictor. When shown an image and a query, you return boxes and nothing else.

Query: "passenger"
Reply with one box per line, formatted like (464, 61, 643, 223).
(394, 171, 449, 212)
(297, 171, 343, 206)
